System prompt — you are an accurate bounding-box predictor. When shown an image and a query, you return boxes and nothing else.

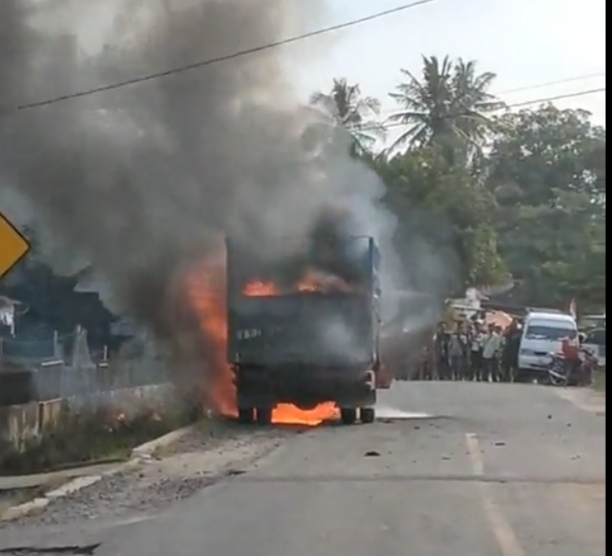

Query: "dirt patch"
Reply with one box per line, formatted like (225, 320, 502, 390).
(0, 493, 29, 518)
(0, 488, 40, 519)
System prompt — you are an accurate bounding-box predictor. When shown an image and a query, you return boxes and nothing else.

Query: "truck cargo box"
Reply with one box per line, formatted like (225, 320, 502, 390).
(228, 292, 375, 367)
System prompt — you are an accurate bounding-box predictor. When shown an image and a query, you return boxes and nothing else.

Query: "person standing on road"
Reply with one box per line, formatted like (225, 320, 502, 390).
(502, 319, 522, 382)
(482, 324, 503, 382)
(458, 323, 470, 380)
(434, 323, 450, 380)
(421, 328, 436, 380)
(419, 345, 433, 380)
(448, 329, 464, 381)
(469, 323, 485, 381)
(561, 329, 581, 379)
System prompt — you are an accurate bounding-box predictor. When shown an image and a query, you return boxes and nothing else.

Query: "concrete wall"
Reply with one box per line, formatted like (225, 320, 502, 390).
(0, 383, 174, 457)
(0, 402, 39, 455)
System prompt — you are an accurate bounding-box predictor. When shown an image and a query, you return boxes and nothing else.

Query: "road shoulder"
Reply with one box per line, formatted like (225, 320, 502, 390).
(0, 421, 296, 539)
(554, 387, 605, 415)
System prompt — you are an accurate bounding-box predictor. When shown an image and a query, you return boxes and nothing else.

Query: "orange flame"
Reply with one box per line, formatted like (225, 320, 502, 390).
(243, 280, 279, 297)
(186, 259, 238, 418)
(298, 269, 353, 294)
(297, 269, 322, 293)
(242, 269, 353, 297)
(272, 402, 339, 425)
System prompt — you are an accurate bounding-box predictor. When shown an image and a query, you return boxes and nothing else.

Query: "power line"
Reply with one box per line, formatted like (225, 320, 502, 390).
(374, 87, 606, 131)
(496, 71, 606, 96)
(504, 87, 606, 108)
(13, 0, 435, 112)
(376, 74, 607, 120)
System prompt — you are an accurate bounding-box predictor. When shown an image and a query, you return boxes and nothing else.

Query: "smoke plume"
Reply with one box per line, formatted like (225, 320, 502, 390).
(0, 0, 451, 385)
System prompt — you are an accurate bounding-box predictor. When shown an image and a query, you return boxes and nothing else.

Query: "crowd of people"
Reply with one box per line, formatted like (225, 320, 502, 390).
(417, 314, 524, 382)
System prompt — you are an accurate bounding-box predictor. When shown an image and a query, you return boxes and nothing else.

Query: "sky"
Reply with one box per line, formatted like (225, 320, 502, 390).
(293, 0, 606, 133)
(22, 0, 608, 137)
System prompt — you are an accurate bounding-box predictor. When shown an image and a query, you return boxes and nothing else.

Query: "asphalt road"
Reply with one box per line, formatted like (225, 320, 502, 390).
(2, 382, 605, 556)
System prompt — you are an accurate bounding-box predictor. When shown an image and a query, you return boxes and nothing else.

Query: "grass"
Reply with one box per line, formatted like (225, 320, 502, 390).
(0, 404, 197, 476)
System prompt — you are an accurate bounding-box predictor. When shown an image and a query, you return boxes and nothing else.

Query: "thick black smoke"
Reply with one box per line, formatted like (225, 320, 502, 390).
(0, 0, 401, 342)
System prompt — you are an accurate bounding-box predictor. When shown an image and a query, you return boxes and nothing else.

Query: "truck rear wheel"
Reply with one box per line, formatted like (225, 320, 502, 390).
(238, 408, 254, 424)
(340, 408, 357, 425)
(360, 407, 375, 424)
(256, 407, 273, 426)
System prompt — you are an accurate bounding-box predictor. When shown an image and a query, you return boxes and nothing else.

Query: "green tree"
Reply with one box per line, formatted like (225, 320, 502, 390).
(487, 105, 606, 309)
(387, 55, 504, 162)
(310, 78, 385, 156)
(375, 146, 507, 293)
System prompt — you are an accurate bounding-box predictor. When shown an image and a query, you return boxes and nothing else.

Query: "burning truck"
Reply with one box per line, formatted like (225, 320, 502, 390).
(225, 230, 386, 425)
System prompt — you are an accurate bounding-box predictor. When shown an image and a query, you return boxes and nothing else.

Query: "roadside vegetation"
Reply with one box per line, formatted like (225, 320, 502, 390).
(0, 404, 197, 476)
(312, 55, 605, 309)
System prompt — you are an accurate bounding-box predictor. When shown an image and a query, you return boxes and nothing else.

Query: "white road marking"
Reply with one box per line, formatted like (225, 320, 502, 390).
(465, 432, 527, 556)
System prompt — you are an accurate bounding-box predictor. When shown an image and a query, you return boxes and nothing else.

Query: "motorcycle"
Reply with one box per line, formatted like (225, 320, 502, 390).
(547, 348, 597, 387)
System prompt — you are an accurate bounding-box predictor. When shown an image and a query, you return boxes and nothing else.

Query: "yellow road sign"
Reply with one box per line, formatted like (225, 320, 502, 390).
(0, 212, 30, 280)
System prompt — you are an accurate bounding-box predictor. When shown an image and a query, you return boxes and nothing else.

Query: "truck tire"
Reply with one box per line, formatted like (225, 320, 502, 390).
(340, 408, 357, 425)
(360, 407, 375, 424)
(256, 407, 273, 426)
(238, 408, 254, 424)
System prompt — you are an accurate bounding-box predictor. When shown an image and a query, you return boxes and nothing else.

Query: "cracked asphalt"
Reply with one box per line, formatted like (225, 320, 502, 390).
(0, 382, 605, 556)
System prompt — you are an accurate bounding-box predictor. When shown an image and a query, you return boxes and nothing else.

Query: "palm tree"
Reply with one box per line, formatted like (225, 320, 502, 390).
(451, 59, 505, 147)
(310, 78, 385, 156)
(387, 56, 504, 159)
(387, 56, 454, 151)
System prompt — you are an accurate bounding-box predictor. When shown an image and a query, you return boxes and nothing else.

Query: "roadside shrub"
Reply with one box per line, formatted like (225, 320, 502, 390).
(0, 403, 195, 475)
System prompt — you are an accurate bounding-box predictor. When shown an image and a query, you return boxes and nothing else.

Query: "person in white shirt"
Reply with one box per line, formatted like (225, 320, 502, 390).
(482, 325, 503, 382)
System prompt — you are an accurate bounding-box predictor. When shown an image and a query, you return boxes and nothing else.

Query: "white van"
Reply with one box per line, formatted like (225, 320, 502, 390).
(517, 311, 578, 381)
